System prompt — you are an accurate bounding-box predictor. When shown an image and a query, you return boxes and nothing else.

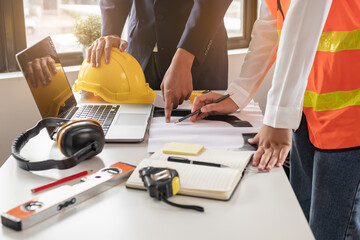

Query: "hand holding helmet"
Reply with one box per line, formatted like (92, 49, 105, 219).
(87, 35, 128, 67)
(74, 48, 155, 104)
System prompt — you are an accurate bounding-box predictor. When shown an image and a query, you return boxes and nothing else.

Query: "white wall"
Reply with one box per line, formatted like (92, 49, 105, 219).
(0, 52, 273, 167)
(0, 67, 79, 167)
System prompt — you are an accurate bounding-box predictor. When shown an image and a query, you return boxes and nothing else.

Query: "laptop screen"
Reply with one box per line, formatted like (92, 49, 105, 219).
(16, 36, 77, 135)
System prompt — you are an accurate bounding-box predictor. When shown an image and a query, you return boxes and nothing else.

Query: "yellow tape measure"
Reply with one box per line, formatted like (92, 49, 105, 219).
(139, 167, 204, 212)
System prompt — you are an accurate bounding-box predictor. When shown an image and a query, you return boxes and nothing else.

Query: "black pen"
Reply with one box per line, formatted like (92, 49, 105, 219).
(175, 93, 232, 124)
(167, 156, 229, 168)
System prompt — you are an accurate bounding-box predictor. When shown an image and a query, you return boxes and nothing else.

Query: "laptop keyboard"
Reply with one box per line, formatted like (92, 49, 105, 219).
(73, 105, 119, 135)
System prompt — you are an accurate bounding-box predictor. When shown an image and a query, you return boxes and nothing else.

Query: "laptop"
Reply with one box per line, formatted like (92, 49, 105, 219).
(16, 36, 153, 142)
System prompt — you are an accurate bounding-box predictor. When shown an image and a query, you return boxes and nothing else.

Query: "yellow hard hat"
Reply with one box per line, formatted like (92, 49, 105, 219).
(73, 48, 155, 104)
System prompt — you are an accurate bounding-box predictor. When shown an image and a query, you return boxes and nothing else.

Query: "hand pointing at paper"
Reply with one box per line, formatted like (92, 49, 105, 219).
(161, 48, 194, 123)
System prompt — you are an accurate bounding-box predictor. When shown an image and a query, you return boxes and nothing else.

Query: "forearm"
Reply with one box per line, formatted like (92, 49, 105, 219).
(171, 48, 195, 71)
(226, 0, 278, 110)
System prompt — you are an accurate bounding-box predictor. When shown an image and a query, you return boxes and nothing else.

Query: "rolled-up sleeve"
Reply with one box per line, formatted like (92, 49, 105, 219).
(226, 0, 278, 110)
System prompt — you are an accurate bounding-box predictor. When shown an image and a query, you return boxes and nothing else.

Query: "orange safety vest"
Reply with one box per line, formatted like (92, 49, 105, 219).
(265, 0, 360, 149)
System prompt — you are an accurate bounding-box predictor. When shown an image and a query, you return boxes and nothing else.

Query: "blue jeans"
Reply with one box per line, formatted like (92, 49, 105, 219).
(290, 114, 360, 240)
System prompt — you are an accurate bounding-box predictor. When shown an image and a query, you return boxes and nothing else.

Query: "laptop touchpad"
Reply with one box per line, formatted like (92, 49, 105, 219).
(115, 114, 148, 126)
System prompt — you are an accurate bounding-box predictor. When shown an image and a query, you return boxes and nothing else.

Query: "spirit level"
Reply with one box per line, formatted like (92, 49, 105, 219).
(1, 162, 134, 231)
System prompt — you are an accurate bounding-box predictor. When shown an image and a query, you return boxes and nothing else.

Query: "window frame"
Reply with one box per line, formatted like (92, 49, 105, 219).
(0, 0, 257, 73)
(228, 0, 258, 50)
(0, 0, 27, 72)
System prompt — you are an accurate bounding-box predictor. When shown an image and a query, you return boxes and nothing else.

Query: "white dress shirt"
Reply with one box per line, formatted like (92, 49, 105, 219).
(226, 0, 333, 129)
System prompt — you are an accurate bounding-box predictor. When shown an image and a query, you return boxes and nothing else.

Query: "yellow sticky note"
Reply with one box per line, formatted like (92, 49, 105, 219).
(162, 142, 204, 156)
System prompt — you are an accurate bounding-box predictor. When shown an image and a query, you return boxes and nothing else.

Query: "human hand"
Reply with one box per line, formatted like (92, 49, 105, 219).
(87, 35, 128, 67)
(189, 92, 239, 122)
(249, 125, 292, 171)
(26, 56, 57, 88)
(161, 48, 194, 123)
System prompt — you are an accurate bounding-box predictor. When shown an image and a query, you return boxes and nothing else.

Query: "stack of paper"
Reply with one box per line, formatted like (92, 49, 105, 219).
(148, 95, 263, 153)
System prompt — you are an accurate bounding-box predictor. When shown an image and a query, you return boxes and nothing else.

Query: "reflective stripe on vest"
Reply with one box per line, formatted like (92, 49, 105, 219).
(303, 88, 360, 111)
(266, 0, 360, 149)
(278, 28, 360, 52)
(318, 29, 360, 52)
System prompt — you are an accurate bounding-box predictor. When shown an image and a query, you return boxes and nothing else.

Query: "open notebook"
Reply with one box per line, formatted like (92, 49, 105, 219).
(126, 149, 253, 200)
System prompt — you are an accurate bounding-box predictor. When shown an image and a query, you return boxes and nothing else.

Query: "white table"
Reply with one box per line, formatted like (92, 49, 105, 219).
(0, 126, 314, 240)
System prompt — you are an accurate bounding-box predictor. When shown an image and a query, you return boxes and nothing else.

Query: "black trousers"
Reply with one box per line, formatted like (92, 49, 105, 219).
(144, 52, 162, 90)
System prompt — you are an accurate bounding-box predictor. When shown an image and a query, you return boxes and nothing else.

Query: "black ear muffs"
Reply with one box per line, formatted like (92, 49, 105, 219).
(56, 119, 104, 157)
(12, 118, 105, 171)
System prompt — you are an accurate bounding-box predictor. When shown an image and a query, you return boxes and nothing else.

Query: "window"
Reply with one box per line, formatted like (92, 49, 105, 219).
(24, 0, 99, 52)
(0, 0, 257, 73)
(0, 0, 27, 72)
(226, 0, 245, 39)
(226, 0, 257, 49)
(24, 0, 97, 66)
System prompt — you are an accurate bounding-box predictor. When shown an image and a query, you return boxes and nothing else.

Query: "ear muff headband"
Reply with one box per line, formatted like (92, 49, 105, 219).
(12, 118, 105, 171)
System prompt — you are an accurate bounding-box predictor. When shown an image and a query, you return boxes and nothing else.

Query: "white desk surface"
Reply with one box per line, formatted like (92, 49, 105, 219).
(0, 130, 314, 240)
